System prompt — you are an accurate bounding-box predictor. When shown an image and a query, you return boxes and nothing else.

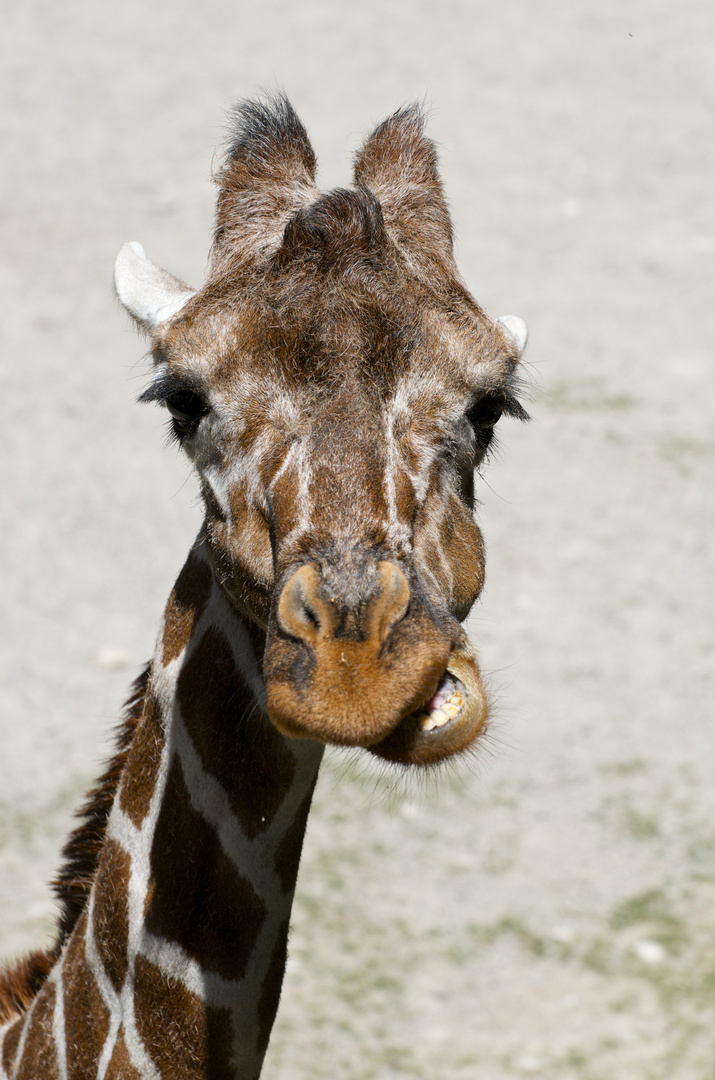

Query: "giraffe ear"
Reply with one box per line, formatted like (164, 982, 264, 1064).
(497, 315, 528, 356)
(114, 242, 196, 331)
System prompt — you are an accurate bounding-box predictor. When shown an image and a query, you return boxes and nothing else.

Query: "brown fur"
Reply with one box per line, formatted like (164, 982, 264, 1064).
(104, 1031, 142, 1080)
(63, 909, 111, 1076)
(13, 980, 58, 1080)
(272, 783, 317, 894)
(134, 954, 235, 1080)
(0, 951, 56, 1024)
(162, 549, 213, 665)
(211, 94, 318, 277)
(92, 839, 132, 993)
(116, 692, 165, 828)
(1, 1015, 23, 1072)
(353, 104, 455, 275)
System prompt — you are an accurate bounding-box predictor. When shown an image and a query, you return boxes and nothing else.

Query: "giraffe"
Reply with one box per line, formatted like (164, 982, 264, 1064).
(0, 95, 528, 1079)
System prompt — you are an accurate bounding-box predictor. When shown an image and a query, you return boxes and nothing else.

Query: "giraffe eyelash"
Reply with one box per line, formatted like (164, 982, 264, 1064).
(139, 374, 211, 441)
(138, 370, 205, 406)
(467, 390, 530, 428)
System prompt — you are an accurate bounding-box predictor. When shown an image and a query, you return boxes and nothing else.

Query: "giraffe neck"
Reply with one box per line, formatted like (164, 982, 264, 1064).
(0, 539, 324, 1080)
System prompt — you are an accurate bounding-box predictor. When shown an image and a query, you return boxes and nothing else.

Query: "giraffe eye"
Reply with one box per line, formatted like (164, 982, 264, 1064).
(467, 397, 503, 430)
(165, 390, 208, 436)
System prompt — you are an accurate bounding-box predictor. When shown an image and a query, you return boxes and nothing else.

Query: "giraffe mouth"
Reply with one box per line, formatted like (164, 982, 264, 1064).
(413, 673, 468, 732)
(369, 646, 489, 766)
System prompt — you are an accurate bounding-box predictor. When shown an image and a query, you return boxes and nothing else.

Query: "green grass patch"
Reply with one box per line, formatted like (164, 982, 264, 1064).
(610, 889, 689, 958)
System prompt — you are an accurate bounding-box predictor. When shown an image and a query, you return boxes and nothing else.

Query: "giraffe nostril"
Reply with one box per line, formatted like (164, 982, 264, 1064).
(371, 562, 410, 645)
(300, 601, 320, 631)
(277, 565, 331, 645)
(276, 561, 410, 648)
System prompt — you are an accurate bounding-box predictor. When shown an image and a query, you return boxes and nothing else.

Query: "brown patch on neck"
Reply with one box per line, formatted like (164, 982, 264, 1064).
(63, 908, 111, 1075)
(104, 1031, 142, 1079)
(117, 688, 165, 827)
(145, 755, 266, 981)
(162, 548, 213, 666)
(177, 627, 296, 839)
(13, 979, 59, 1080)
(134, 954, 235, 1080)
(91, 838, 131, 994)
(1, 1012, 24, 1073)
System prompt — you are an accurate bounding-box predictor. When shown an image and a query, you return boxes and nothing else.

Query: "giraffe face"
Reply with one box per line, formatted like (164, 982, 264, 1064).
(116, 100, 528, 766)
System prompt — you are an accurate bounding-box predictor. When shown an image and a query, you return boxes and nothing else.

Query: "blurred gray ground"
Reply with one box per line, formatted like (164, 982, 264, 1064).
(1, 1, 714, 1077)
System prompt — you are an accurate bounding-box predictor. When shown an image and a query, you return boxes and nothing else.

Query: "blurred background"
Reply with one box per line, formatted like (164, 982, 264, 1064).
(1, 1, 713, 1077)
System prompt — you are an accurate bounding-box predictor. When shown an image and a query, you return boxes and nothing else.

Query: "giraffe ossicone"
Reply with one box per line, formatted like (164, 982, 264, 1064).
(496, 314, 528, 355)
(114, 241, 197, 330)
(0, 94, 528, 1079)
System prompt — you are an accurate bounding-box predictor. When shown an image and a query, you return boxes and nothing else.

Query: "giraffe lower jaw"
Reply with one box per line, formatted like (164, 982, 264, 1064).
(370, 646, 489, 766)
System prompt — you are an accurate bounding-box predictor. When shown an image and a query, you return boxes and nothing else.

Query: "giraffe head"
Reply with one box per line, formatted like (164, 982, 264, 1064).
(115, 96, 527, 767)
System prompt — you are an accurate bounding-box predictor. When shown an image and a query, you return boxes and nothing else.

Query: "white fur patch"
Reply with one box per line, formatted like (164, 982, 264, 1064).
(49, 960, 68, 1080)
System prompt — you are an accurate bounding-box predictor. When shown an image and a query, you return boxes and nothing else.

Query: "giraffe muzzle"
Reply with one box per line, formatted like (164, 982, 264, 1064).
(264, 561, 488, 763)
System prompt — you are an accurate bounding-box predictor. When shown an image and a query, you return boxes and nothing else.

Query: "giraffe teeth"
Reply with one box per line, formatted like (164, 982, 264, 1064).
(420, 708, 450, 732)
(418, 712, 436, 731)
(417, 681, 467, 732)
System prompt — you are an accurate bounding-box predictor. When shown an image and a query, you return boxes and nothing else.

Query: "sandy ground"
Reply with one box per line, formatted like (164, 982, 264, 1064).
(1, 1, 714, 1077)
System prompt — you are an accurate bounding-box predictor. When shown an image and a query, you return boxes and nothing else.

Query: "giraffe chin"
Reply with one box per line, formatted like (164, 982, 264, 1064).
(369, 647, 490, 767)
(266, 641, 488, 768)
